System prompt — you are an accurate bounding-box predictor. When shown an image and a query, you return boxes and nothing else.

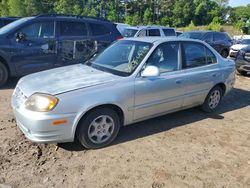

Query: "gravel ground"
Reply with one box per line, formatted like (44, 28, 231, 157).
(0, 75, 250, 188)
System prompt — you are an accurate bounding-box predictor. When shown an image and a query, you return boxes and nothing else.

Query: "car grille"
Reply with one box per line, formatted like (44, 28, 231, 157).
(244, 53, 250, 62)
(13, 87, 27, 108)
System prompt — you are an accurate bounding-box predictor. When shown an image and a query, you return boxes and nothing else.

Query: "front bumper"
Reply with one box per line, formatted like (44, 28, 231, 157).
(235, 59, 250, 72)
(12, 97, 77, 143)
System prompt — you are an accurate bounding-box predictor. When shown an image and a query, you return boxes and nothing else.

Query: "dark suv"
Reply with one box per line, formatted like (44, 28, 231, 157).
(0, 17, 20, 28)
(0, 14, 122, 86)
(179, 31, 233, 58)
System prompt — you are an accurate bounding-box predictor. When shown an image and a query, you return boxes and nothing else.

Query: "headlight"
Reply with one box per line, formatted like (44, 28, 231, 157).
(25, 93, 58, 112)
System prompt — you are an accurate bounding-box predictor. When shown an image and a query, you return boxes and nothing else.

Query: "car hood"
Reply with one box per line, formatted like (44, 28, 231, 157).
(17, 64, 121, 97)
(231, 44, 248, 50)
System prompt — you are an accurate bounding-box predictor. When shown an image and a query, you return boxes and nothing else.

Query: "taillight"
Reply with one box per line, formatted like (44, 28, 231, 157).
(116, 36, 123, 40)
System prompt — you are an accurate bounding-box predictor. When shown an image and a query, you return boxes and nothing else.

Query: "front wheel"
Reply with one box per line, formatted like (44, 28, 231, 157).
(76, 108, 121, 149)
(201, 86, 223, 112)
(0, 62, 8, 87)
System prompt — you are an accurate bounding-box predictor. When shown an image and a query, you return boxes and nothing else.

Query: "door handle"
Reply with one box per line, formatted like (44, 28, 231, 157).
(175, 79, 182, 84)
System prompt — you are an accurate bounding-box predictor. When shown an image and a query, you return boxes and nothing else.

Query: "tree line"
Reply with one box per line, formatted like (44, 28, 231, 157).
(0, 0, 249, 29)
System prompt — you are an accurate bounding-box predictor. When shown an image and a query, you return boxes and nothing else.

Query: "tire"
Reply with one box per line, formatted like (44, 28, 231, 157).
(201, 86, 223, 113)
(220, 49, 228, 58)
(237, 69, 248, 76)
(76, 108, 121, 149)
(0, 62, 8, 87)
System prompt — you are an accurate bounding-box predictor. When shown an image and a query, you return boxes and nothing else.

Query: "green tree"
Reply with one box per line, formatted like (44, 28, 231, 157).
(0, 0, 9, 16)
(8, 0, 26, 16)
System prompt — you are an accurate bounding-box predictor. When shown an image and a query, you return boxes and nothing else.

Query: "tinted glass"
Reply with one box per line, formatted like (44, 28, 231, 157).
(148, 29, 160, 36)
(147, 42, 179, 73)
(91, 40, 152, 76)
(179, 32, 204, 39)
(241, 39, 250, 45)
(206, 48, 217, 64)
(214, 33, 225, 41)
(0, 20, 4, 28)
(204, 33, 213, 42)
(3, 20, 14, 25)
(163, 29, 176, 36)
(183, 43, 207, 68)
(19, 22, 54, 38)
(122, 28, 138, 37)
(0, 17, 31, 35)
(60, 21, 87, 37)
(89, 23, 110, 36)
(137, 30, 146, 37)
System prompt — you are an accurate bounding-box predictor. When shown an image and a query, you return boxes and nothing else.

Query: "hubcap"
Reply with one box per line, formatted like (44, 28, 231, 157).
(208, 90, 221, 109)
(87, 115, 115, 144)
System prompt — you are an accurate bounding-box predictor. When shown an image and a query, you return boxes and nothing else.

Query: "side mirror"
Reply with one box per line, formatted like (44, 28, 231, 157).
(141, 65, 160, 77)
(15, 32, 26, 42)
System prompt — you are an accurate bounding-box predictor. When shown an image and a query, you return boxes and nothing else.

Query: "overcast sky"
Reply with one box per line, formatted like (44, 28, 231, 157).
(229, 0, 250, 7)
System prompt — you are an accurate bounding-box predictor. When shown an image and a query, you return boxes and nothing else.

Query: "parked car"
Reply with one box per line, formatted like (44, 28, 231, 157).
(115, 23, 130, 35)
(121, 26, 139, 37)
(229, 39, 250, 58)
(0, 16, 20, 28)
(134, 26, 176, 37)
(12, 37, 235, 149)
(0, 14, 122, 87)
(235, 46, 250, 76)
(179, 31, 233, 58)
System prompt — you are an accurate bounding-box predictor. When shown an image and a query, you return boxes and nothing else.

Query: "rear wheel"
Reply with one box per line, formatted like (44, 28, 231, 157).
(201, 86, 222, 112)
(0, 62, 8, 87)
(220, 49, 228, 58)
(77, 108, 121, 149)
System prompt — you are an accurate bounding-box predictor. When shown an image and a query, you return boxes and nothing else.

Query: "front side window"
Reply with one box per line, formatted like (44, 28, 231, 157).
(182, 42, 216, 69)
(19, 21, 55, 38)
(89, 23, 110, 36)
(146, 42, 179, 73)
(60, 21, 87, 37)
(148, 29, 160, 36)
(90, 40, 152, 76)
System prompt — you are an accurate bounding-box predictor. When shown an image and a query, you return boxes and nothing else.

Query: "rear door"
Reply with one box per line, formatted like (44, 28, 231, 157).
(57, 20, 97, 66)
(12, 20, 57, 76)
(180, 41, 220, 107)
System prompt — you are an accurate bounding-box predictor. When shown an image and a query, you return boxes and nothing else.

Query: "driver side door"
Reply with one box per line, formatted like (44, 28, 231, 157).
(11, 21, 57, 76)
(134, 42, 187, 121)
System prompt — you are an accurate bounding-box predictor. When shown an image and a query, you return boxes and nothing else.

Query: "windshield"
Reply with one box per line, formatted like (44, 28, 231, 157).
(179, 32, 204, 39)
(241, 39, 250, 45)
(122, 28, 138, 37)
(90, 40, 152, 76)
(0, 17, 31, 35)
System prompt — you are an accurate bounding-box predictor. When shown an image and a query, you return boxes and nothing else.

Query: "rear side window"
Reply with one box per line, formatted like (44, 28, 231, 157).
(214, 33, 226, 41)
(89, 23, 110, 36)
(60, 21, 87, 37)
(182, 42, 215, 69)
(19, 21, 55, 38)
(148, 29, 160, 36)
(163, 29, 176, 36)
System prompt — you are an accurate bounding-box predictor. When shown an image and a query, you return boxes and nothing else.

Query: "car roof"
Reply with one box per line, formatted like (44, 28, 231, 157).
(137, 25, 175, 29)
(122, 37, 205, 44)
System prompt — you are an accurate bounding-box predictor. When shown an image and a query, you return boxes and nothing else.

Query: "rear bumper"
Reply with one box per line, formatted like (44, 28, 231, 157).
(12, 106, 77, 143)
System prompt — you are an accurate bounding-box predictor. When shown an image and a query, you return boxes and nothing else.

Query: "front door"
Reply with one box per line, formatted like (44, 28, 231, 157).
(134, 42, 187, 121)
(12, 21, 57, 76)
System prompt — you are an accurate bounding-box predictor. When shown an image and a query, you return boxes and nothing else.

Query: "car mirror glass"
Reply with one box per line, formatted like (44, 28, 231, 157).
(15, 32, 26, 42)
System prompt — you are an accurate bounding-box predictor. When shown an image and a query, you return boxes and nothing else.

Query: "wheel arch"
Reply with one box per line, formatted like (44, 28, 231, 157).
(214, 82, 226, 96)
(73, 103, 124, 139)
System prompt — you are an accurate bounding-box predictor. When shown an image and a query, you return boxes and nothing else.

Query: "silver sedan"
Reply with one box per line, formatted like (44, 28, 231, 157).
(12, 37, 235, 149)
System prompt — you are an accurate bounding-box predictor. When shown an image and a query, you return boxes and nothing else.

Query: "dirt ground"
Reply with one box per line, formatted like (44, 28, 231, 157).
(0, 74, 250, 188)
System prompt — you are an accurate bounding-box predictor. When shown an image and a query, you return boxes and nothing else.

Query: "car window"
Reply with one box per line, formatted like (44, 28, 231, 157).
(204, 33, 213, 42)
(206, 47, 217, 64)
(163, 29, 176, 36)
(147, 42, 179, 73)
(0, 20, 4, 28)
(18, 21, 55, 39)
(182, 42, 209, 69)
(89, 23, 110, 36)
(60, 21, 87, 37)
(148, 29, 160, 36)
(137, 29, 147, 37)
(122, 28, 138, 37)
(213, 33, 225, 41)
